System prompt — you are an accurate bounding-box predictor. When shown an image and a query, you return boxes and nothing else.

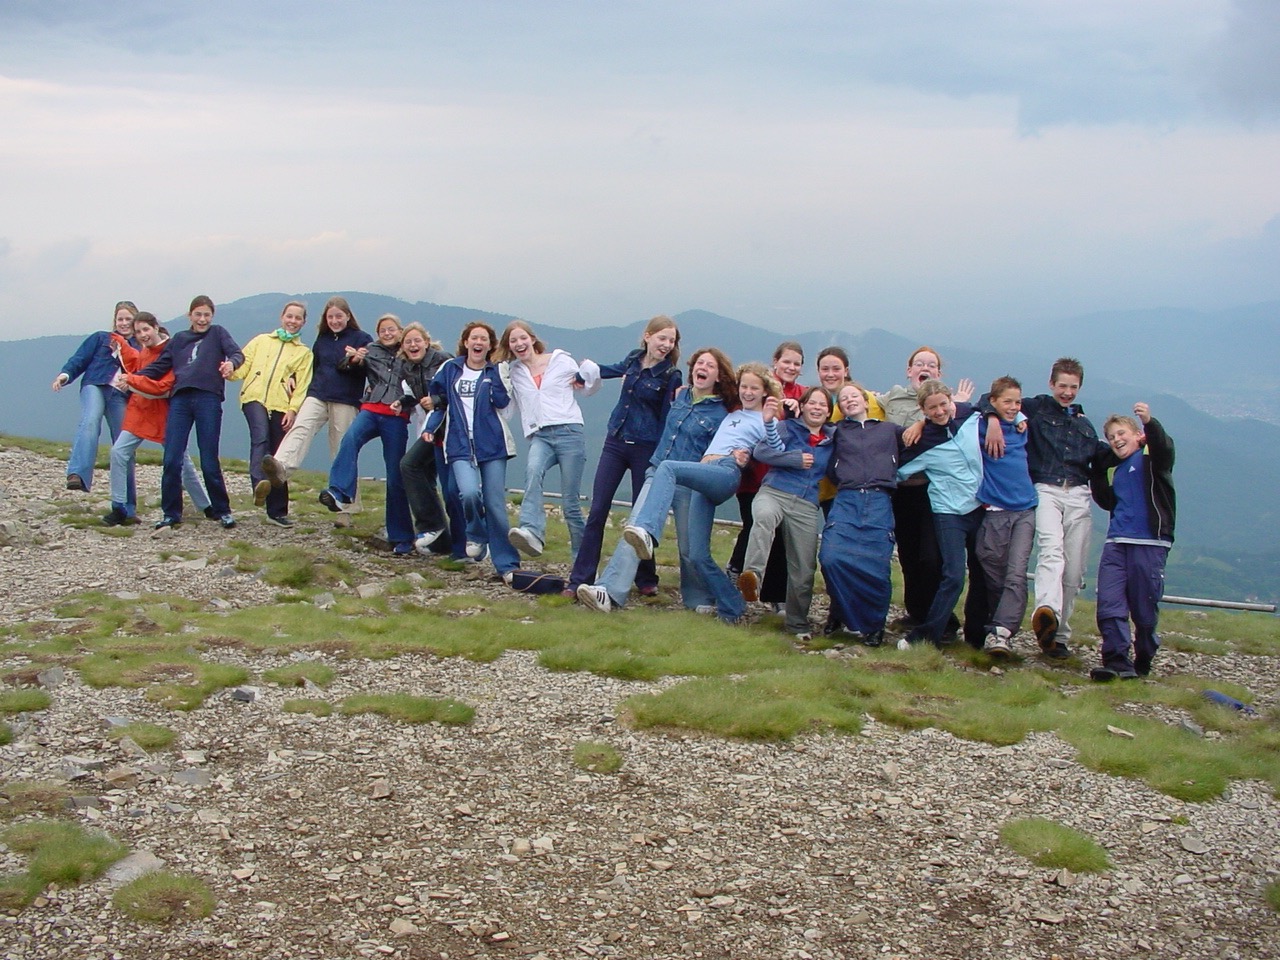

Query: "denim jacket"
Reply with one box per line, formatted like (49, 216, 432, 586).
(599, 349, 682, 444)
(650, 389, 727, 467)
(60, 331, 125, 388)
(753, 418, 835, 505)
(989, 393, 1102, 487)
(425, 356, 513, 465)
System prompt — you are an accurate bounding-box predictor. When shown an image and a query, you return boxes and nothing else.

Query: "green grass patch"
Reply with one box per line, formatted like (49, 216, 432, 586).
(0, 781, 72, 819)
(0, 689, 51, 714)
(573, 741, 623, 774)
(262, 662, 336, 688)
(107, 723, 176, 751)
(283, 698, 332, 717)
(113, 870, 215, 923)
(0, 724, 11, 746)
(1266, 880, 1280, 913)
(339, 692, 474, 725)
(1000, 818, 1111, 873)
(0, 873, 43, 910)
(78, 651, 248, 711)
(2, 821, 128, 888)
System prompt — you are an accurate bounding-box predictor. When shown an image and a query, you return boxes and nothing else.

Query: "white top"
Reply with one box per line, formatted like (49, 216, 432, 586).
(505, 349, 601, 438)
(456, 365, 483, 437)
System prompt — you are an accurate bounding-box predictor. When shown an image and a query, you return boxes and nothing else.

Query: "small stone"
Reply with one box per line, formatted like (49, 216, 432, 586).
(1032, 910, 1065, 924)
(357, 583, 385, 599)
(176, 557, 209, 570)
(313, 593, 336, 610)
(67, 795, 102, 810)
(1053, 869, 1074, 887)
(1179, 719, 1205, 737)
(1106, 724, 1135, 739)
(389, 916, 419, 942)
(231, 686, 261, 703)
(36, 666, 65, 688)
(232, 867, 256, 880)
(1181, 835, 1210, 855)
(370, 780, 393, 800)
(173, 769, 211, 787)
(512, 838, 532, 856)
(879, 761, 900, 784)
(105, 851, 165, 885)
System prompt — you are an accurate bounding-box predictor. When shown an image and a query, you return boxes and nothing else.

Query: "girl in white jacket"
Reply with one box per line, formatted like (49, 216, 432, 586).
(497, 321, 600, 558)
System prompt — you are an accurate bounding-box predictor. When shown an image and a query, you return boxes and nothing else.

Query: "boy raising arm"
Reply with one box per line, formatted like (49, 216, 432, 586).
(1087, 402, 1175, 681)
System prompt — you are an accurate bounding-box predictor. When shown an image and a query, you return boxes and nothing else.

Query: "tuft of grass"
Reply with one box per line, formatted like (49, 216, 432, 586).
(0, 723, 11, 746)
(1000, 818, 1111, 873)
(283, 699, 332, 717)
(113, 870, 215, 923)
(0, 689, 51, 714)
(2, 821, 128, 886)
(262, 662, 336, 688)
(339, 692, 474, 725)
(1266, 880, 1280, 913)
(573, 741, 623, 774)
(0, 873, 43, 910)
(0, 781, 73, 820)
(107, 723, 176, 751)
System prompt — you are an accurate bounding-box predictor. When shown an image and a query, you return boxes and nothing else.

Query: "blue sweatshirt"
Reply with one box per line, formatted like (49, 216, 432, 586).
(977, 417, 1037, 511)
(308, 326, 374, 406)
(897, 405, 984, 515)
(139, 325, 243, 400)
(60, 331, 125, 387)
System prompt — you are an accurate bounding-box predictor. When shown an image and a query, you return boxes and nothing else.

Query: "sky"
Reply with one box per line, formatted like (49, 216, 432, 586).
(2, 0, 1278, 340)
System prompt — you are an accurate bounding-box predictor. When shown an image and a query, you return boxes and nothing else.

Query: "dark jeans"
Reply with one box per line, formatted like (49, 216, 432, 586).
(243, 401, 290, 519)
(401, 436, 448, 537)
(729, 491, 789, 604)
(892, 482, 944, 624)
(1096, 541, 1168, 672)
(436, 444, 467, 558)
(569, 436, 658, 591)
(163, 389, 231, 520)
(915, 508, 985, 646)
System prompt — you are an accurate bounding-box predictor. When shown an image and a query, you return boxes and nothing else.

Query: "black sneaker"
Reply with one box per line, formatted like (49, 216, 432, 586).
(1089, 666, 1118, 682)
(101, 506, 127, 527)
(318, 489, 342, 513)
(860, 629, 885, 648)
(154, 517, 182, 530)
(1134, 655, 1152, 677)
(266, 515, 294, 528)
(219, 514, 236, 529)
(1045, 641, 1072, 660)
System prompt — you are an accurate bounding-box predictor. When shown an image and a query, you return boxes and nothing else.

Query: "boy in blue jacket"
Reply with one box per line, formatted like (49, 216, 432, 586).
(1087, 403, 1175, 681)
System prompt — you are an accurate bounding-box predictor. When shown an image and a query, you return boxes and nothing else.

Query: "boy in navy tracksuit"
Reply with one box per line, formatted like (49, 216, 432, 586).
(1087, 403, 1175, 681)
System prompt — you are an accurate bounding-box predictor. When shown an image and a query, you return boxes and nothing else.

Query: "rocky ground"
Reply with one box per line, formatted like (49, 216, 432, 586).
(0, 445, 1278, 960)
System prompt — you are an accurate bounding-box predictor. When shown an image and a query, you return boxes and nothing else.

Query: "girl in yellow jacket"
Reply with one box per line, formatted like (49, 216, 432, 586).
(226, 301, 315, 526)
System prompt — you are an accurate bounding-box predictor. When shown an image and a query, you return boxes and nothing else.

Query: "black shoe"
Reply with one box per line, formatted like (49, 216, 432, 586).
(1089, 667, 1118, 682)
(219, 514, 236, 529)
(1134, 656, 1152, 677)
(154, 517, 182, 530)
(860, 629, 885, 648)
(101, 506, 127, 526)
(66, 474, 86, 491)
(1045, 642, 1071, 660)
(265, 515, 294, 528)
(319, 489, 341, 513)
(204, 506, 219, 520)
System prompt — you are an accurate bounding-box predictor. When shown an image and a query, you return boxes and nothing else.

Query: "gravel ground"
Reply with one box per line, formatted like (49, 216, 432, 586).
(1, 446, 1278, 960)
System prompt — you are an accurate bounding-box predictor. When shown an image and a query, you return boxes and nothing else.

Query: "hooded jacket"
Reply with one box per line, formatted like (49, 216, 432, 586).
(228, 333, 314, 413)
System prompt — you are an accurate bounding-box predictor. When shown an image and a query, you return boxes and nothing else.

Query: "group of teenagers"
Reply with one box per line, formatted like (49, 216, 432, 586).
(54, 297, 1176, 682)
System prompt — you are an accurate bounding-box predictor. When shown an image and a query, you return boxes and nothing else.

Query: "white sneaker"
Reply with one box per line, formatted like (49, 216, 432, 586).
(507, 526, 544, 558)
(896, 637, 911, 651)
(415, 530, 443, 556)
(465, 541, 486, 560)
(576, 584, 613, 612)
(694, 605, 717, 616)
(623, 525, 654, 560)
(983, 633, 1012, 658)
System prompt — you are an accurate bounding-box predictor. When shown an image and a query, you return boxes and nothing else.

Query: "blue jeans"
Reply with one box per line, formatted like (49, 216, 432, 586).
(569, 436, 658, 591)
(328, 410, 413, 547)
(162, 390, 230, 520)
(451, 457, 520, 574)
(518, 423, 586, 553)
(68, 383, 127, 490)
(243, 401, 290, 518)
(111, 430, 207, 517)
(917, 508, 984, 644)
(631, 457, 743, 621)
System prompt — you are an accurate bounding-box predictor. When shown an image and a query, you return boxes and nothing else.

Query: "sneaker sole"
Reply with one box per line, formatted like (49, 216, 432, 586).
(508, 529, 544, 558)
(261, 456, 288, 487)
(622, 527, 653, 560)
(1032, 606, 1059, 651)
(738, 571, 760, 603)
(253, 480, 272, 507)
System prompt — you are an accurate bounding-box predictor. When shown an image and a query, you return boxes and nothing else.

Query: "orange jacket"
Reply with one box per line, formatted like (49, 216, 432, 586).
(116, 335, 178, 444)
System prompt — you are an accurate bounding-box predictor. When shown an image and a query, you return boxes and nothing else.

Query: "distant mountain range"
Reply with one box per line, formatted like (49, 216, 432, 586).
(5, 292, 1278, 604)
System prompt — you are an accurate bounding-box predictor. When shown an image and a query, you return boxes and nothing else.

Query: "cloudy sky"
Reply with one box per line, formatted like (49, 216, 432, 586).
(2, 0, 1277, 340)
